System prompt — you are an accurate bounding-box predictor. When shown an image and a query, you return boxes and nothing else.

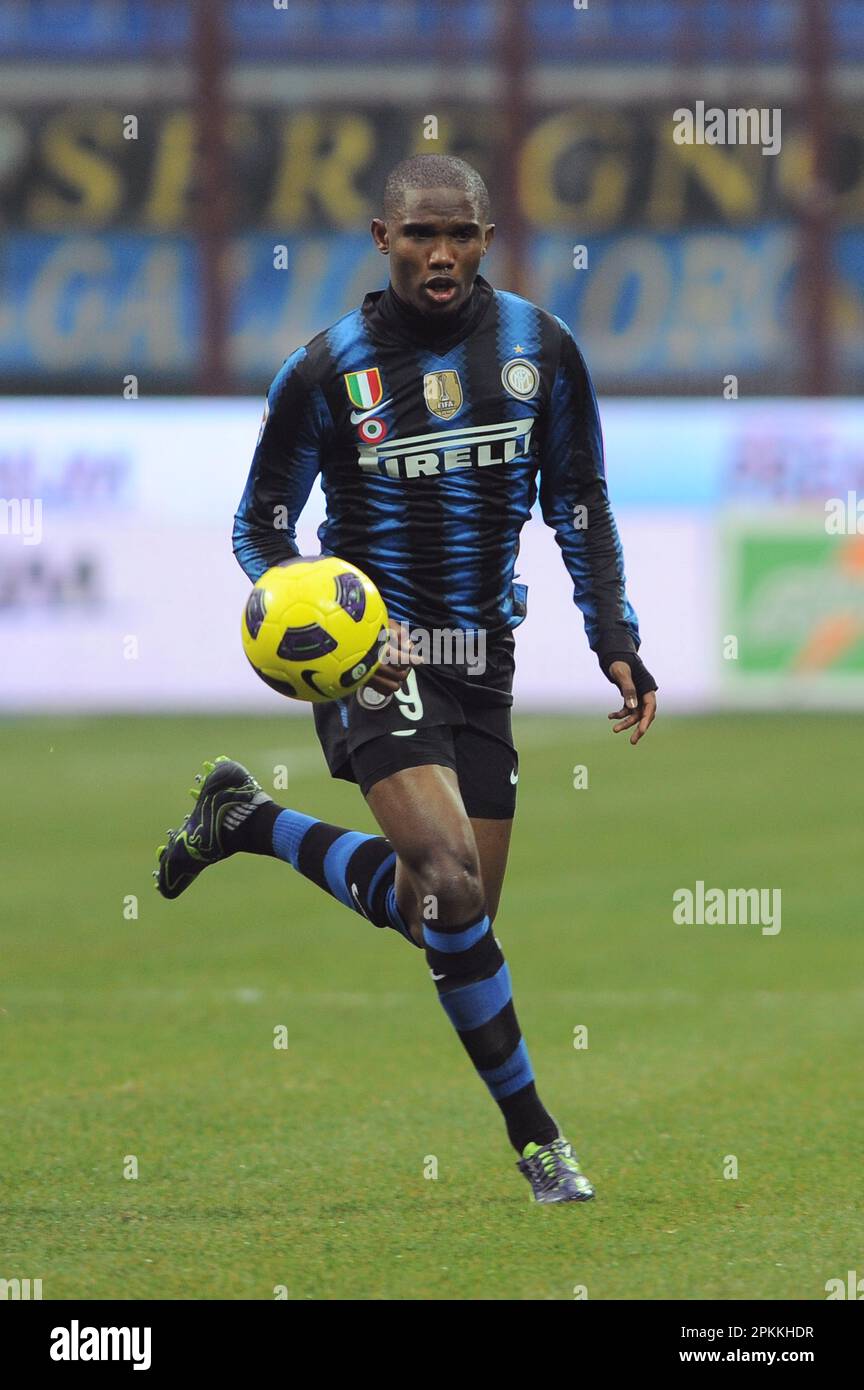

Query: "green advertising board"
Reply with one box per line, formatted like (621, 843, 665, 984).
(723, 515, 864, 693)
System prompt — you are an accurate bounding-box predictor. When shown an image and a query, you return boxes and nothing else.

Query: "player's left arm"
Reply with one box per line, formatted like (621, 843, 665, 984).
(538, 322, 657, 745)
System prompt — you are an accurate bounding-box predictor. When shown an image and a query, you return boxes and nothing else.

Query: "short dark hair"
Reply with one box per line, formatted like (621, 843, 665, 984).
(383, 154, 491, 222)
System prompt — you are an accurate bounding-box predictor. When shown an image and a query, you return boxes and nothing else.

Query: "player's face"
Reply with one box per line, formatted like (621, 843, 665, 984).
(372, 187, 495, 315)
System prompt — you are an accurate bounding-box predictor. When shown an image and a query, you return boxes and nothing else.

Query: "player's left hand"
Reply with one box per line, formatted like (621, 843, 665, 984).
(607, 660, 657, 745)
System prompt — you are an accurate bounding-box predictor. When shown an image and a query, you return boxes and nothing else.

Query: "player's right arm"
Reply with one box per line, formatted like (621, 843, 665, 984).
(233, 349, 417, 693)
(232, 347, 330, 582)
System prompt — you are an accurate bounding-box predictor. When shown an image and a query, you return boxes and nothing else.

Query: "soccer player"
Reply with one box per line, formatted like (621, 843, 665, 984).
(155, 155, 657, 1203)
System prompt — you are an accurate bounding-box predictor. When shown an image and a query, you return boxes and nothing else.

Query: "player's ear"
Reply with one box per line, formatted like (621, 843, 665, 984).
(371, 218, 389, 254)
(482, 223, 496, 254)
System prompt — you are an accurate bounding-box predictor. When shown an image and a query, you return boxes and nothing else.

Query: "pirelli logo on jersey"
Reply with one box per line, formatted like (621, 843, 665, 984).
(356, 417, 534, 478)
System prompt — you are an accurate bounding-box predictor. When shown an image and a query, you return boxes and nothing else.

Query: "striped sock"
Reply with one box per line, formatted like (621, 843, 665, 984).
(423, 910, 558, 1153)
(255, 804, 417, 946)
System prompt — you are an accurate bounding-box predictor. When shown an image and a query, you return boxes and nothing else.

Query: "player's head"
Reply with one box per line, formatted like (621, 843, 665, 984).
(372, 155, 495, 316)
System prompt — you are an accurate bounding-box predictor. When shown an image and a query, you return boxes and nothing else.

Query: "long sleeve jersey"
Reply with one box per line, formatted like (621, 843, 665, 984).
(233, 275, 640, 660)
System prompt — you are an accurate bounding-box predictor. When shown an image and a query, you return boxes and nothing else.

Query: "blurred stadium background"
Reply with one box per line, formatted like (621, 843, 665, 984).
(2, 0, 863, 1303)
(1, 0, 863, 714)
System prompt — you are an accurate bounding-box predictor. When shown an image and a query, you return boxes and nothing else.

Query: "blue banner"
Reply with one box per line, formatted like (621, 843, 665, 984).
(2, 228, 862, 382)
(6, 0, 858, 61)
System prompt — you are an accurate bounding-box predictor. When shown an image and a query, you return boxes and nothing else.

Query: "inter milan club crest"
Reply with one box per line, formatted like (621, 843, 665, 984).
(423, 369, 463, 420)
(501, 358, 540, 400)
(344, 367, 383, 411)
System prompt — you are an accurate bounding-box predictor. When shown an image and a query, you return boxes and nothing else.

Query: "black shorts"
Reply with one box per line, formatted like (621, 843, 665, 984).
(312, 633, 519, 819)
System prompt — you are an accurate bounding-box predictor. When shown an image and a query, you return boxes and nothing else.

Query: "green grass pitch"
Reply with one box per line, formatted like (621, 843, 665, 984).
(1, 711, 861, 1300)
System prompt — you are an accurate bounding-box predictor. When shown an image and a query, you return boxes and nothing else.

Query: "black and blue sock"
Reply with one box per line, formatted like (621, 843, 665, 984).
(233, 800, 416, 946)
(233, 803, 557, 1150)
(423, 909, 559, 1153)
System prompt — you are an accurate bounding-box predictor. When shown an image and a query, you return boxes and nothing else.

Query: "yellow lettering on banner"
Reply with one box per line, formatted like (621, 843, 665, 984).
(144, 109, 258, 228)
(28, 109, 123, 227)
(266, 113, 373, 228)
(518, 111, 631, 230)
(774, 127, 811, 212)
(143, 110, 195, 228)
(649, 136, 760, 226)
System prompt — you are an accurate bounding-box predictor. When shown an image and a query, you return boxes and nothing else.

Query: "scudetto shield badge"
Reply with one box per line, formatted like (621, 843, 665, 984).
(423, 369, 463, 420)
(344, 368, 383, 410)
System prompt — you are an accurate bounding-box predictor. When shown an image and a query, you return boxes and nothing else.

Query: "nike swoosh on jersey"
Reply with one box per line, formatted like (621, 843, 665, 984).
(350, 399, 393, 424)
(510, 768, 519, 784)
(391, 729, 418, 737)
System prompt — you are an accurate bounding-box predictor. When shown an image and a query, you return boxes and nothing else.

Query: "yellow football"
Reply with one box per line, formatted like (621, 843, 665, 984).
(241, 556, 388, 704)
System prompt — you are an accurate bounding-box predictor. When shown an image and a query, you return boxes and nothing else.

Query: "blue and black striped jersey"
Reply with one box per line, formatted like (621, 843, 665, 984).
(233, 276, 640, 659)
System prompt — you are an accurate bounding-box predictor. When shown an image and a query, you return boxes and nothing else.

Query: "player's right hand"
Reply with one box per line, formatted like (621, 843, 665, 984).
(366, 619, 423, 695)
